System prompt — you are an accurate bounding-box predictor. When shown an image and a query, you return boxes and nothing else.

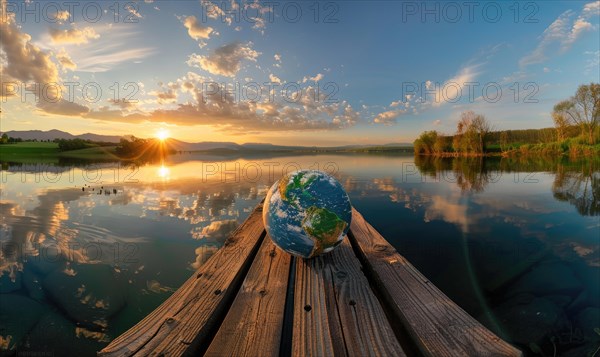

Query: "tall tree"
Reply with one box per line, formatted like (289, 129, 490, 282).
(454, 111, 491, 154)
(552, 111, 570, 142)
(471, 114, 492, 153)
(554, 83, 599, 145)
(433, 135, 450, 154)
(413, 130, 438, 155)
(499, 131, 509, 152)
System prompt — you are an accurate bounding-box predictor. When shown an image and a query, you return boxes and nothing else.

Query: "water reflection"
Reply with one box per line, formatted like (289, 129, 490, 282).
(415, 155, 600, 216)
(0, 160, 278, 354)
(553, 166, 600, 216)
(0, 154, 598, 356)
(414, 155, 498, 192)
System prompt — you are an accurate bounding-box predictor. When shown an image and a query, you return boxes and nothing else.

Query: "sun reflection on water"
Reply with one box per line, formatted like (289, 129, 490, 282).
(157, 165, 170, 179)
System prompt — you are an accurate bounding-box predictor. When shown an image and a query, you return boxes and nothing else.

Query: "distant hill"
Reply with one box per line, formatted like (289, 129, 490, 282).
(168, 141, 413, 152)
(2, 130, 123, 143)
(0, 129, 413, 151)
(165, 138, 241, 151)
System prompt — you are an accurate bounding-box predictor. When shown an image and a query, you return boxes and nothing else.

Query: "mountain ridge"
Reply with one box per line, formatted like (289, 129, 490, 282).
(1, 130, 413, 150)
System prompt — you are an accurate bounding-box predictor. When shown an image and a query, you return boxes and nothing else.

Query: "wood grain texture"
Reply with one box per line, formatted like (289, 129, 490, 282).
(293, 238, 406, 357)
(98, 203, 266, 357)
(349, 208, 523, 357)
(205, 235, 291, 357)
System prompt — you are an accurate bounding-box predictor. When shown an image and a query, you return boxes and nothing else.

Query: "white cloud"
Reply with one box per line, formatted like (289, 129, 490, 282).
(56, 48, 76, 71)
(55, 10, 70, 22)
(269, 73, 281, 84)
(1, 2, 59, 98)
(582, 1, 600, 17)
(520, 2, 598, 67)
(182, 15, 213, 40)
(187, 42, 260, 77)
(53, 25, 157, 72)
(76, 47, 156, 72)
(201, 0, 234, 25)
(564, 17, 593, 48)
(150, 88, 177, 104)
(428, 64, 481, 107)
(125, 4, 143, 19)
(374, 110, 403, 125)
(303, 73, 324, 83)
(251, 17, 266, 32)
(192, 220, 238, 243)
(425, 194, 469, 233)
(49, 26, 100, 45)
(273, 53, 282, 67)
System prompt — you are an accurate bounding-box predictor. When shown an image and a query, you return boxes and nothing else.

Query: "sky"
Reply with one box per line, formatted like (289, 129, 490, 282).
(0, 0, 599, 145)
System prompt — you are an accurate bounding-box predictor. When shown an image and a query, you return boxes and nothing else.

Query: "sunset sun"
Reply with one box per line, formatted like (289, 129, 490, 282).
(156, 129, 169, 141)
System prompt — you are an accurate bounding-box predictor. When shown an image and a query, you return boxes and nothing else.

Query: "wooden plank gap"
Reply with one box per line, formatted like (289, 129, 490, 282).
(278, 256, 296, 357)
(347, 229, 424, 357)
(183, 230, 267, 357)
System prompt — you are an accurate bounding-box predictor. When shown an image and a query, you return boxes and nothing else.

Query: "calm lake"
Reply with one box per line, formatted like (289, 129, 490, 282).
(1, 153, 598, 356)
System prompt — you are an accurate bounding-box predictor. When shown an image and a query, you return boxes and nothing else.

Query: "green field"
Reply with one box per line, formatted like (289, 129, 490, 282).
(58, 146, 119, 160)
(0, 142, 119, 163)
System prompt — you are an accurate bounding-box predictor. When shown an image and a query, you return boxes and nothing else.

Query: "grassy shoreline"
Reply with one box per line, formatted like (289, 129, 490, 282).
(416, 141, 600, 158)
(0, 142, 121, 164)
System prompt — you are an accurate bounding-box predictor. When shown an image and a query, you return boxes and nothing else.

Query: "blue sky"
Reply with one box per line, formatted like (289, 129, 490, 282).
(1, 0, 599, 145)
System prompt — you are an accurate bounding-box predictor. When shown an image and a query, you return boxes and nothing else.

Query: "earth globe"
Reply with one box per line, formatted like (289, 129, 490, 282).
(263, 170, 352, 259)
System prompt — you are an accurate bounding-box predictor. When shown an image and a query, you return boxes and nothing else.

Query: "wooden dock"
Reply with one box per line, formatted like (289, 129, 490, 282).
(99, 203, 522, 357)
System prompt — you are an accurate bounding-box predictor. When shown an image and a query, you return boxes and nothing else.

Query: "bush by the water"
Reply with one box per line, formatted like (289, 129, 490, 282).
(55, 138, 94, 151)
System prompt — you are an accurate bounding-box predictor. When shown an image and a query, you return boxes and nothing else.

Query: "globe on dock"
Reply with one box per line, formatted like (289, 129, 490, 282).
(263, 170, 352, 259)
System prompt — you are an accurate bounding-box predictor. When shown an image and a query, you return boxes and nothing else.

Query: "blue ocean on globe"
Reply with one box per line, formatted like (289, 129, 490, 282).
(263, 170, 352, 259)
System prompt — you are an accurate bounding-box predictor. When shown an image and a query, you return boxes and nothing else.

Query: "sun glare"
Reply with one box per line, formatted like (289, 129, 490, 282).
(158, 165, 170, 179)
(156, 129, 169, 141)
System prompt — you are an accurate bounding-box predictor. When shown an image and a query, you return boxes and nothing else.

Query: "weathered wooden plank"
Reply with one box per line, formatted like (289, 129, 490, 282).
(205, 235, 291, 357)
(98, 203, 266, 357)
(349, 208, 522, 357)
(293, 238, 406, 357)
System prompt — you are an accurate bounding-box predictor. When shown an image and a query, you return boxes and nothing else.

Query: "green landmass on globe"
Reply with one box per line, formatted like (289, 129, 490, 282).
(302, 206, 348, 256)
(278, 171, 317, 207)
(264, 170, 352, 259)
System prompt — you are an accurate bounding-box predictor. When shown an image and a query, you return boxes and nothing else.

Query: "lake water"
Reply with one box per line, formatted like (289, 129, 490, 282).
(1, 154, 598, 356)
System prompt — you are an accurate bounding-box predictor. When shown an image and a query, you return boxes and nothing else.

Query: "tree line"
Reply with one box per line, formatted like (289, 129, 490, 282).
(414, 83, 599, 156)
(0, 134, 24, 144)
(55, 139, 115, 151)
(414, 110, 493, 155)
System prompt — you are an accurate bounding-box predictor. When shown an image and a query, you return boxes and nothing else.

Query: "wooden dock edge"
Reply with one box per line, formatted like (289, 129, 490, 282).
(348, 208, 523, 357)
